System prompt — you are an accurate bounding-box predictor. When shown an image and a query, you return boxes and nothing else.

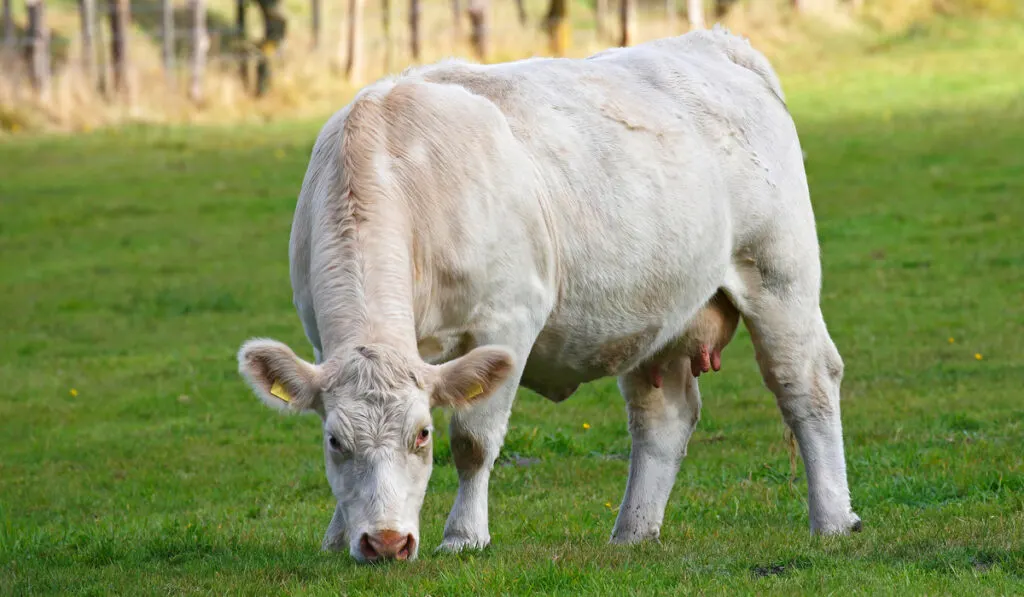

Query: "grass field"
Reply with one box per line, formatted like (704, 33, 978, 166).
(2, 18, 1023, 596)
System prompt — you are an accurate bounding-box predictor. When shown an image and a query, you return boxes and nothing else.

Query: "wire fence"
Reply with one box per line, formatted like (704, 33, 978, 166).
(1, 0, 696, 106)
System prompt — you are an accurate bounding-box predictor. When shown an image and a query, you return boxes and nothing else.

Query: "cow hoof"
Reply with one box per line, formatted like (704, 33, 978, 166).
(812, 512, 862, 536)
(436, 534, 490, 554)
(609, 527, 661, 545)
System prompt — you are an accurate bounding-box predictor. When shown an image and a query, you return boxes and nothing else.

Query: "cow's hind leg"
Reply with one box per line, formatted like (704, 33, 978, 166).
(611, 358, 701, 543)
(727, 242, 861, 535)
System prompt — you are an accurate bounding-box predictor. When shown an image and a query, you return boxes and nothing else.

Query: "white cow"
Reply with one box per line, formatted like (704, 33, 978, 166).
(237, 26, 861, 563)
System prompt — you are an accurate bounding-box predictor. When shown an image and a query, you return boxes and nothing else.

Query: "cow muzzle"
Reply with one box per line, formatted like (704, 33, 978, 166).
(358, 530, 416, 562)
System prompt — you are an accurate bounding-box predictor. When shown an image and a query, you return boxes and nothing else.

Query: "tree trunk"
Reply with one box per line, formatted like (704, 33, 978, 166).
(107, 0, 131, 95)
(236, 0, 248, 89)
(467, 0, 487, 61)
(451, 0, 461, 43)
(544, 0, 568, 57)
(514, 0, 526, 26)
(254, 0, 286, 96)
(381, 0, 391, 73)
(78, 0, 98, 86)
(619, 0, 634, 47)
(665, 0, 675, 32)
(26, 0, 50, 98)
(311, 0, 321, 50)
(161, 0, 175, 87)
(409, 0, 420, 61)
(190, 0, 207, 102)
(594, 0, 606, 42)
(335, 2, 345, 67)
(344, 0, 363, 82)
(2, 0, 15, 55)
(94, 0, 108, 94)
(687, 0, 703, 29)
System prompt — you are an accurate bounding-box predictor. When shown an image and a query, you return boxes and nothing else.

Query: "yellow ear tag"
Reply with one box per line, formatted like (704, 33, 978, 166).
(270, 380, 293, 403)
(465, 383, 484, 400)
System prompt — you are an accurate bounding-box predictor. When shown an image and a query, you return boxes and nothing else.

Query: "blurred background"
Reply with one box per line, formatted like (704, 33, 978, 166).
(1, 0, 1019, 132)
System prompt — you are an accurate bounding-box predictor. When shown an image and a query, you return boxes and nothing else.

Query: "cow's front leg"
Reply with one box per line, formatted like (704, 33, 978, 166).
(437, 333, 532, 554)
(611, 358, 701, 543)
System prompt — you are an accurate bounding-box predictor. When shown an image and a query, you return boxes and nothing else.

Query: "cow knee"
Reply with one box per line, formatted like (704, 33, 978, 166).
(450, 432, 488, 472)
(449, 421, 498, 476)
(822, 337, 844, 387)
(764, 339, 843, 422)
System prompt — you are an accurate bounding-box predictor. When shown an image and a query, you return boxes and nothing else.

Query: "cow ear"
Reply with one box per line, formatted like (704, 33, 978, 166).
(430, 346, 515, 409)
(238, 338, 323, 416)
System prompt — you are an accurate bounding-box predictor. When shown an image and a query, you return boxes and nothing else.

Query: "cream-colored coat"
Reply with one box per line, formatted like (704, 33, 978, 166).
(238, 26, 861, 563)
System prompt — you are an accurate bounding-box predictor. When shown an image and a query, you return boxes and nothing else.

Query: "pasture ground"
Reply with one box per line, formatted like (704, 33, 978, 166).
(1, 17, 1023, 596)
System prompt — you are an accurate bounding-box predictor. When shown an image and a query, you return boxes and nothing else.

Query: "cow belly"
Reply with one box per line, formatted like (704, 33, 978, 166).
(520, 263, 735, 402)
(520, 317, 684, 401)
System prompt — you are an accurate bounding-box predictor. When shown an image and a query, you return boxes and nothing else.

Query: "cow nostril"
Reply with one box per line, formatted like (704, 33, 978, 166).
(367, 530, 412, 560)
(358, 533, 379, 561)
(395, 534, 415, 561)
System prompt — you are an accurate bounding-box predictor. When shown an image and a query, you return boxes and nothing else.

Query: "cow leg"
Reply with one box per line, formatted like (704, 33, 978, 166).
(611, 358, 700, 543)
(729, 245, 861, 535)
(321, 503, 347, 551)
(437, 330, 535, 553)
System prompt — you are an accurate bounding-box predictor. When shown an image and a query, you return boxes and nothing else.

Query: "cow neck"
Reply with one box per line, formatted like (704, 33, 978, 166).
(310, 206, 418, 361)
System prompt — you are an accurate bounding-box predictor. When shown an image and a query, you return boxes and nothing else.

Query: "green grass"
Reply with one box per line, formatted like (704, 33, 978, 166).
(2, 17, 1023, 596)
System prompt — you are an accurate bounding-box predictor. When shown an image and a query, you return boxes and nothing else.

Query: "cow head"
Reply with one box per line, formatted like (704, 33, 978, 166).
(236, 338, 514, 562)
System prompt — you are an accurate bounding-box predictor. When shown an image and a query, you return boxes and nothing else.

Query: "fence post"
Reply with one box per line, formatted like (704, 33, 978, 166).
(78, 0, 98, 88)
(190, 0, 207, 102)
(594, 0, 606, 42)
(2, 0, 14, 55)
(335, 4, 345, 68)
(687, 0, 703, 29)
(311, 0, 321, 49)
(161, 0, 175, 87)
(253, 0, 286, 96)
(26, 0, 51, 99)
(409, 0, 420, 61)
(343, 0, 363, 82)
(451, 0, 461, 45)
(381, 0, 391, 73)
(236, 0, 248, 89)
(544, 0, 569, 57)
(467, 0, 486, 61)
(514, 0, 525, 26)
(619, 0, 634, 47)
(107, 0, 131, 95)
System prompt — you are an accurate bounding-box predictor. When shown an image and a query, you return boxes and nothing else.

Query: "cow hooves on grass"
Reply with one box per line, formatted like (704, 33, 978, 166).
(812, 513, 863, 536)
(608, 528, 662, 545)
(435, 535, 491, 554)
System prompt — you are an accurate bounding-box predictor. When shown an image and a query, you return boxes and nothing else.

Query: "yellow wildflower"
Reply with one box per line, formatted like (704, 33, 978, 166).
(582, 422, 591, 430)
(948, 337, 954, 344)
(975, 353, 983, 360)
(69, 388, 79, 397)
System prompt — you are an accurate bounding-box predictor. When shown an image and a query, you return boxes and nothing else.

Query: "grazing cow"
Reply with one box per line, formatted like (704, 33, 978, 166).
(237, 26, 861, 563)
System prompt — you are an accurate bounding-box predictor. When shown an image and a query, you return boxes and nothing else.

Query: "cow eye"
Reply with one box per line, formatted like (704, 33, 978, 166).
(415, 427, 431, 449)
(327, 434, 342, 452)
